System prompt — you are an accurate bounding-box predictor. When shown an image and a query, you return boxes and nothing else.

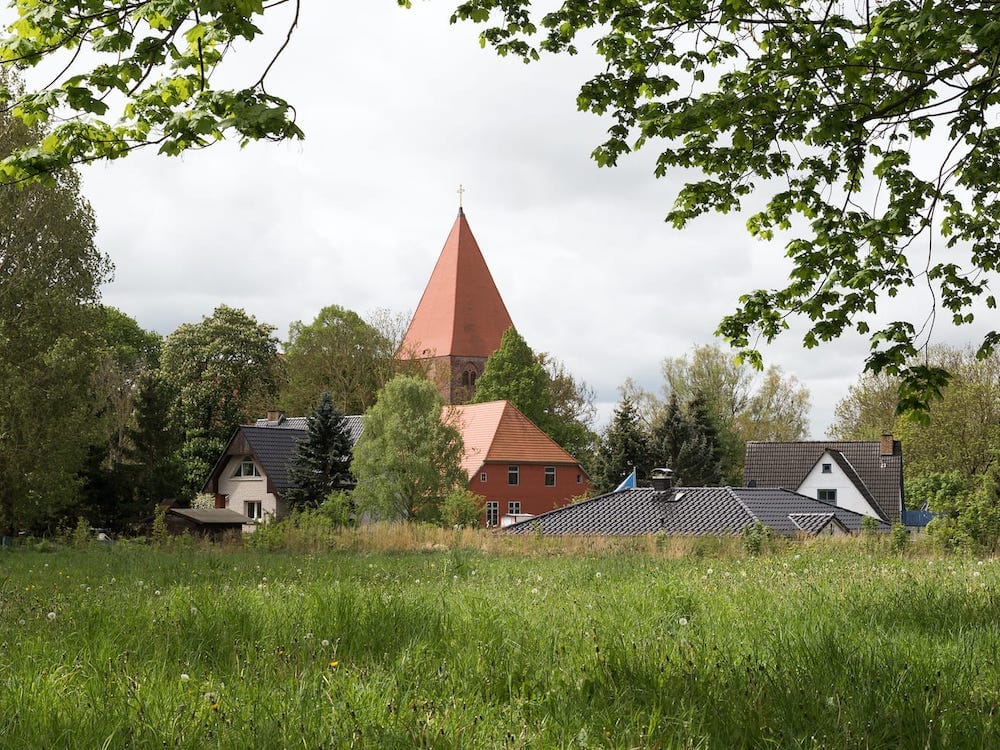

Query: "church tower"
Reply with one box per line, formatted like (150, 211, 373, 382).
(398, 207, 514, 404)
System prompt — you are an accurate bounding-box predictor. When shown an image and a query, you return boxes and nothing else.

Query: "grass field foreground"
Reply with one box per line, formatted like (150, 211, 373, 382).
(1, 542, 998, 748)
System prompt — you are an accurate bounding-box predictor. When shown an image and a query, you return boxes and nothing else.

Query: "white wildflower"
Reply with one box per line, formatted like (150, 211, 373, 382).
(678, 617, 688, 626)
(46, 611, 56, 621)
(180, 674, 190, 682)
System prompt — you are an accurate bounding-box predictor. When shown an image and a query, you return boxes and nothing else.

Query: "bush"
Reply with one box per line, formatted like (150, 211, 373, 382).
(890, 522, 909, 554)
(319, 491, 354, 527)
(245, 508, 339, 552)
(441, 488, 482, 528)
(742, 521, 770, 556)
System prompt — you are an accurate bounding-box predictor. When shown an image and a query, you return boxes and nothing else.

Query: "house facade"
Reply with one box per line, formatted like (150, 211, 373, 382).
(743, 435, 904, 523)
(202, 413, 363, 528)
(449, 401, 591, 526)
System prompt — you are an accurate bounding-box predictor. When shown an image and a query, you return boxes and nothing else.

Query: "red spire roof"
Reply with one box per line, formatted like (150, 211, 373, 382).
(400, 210, 514, 360)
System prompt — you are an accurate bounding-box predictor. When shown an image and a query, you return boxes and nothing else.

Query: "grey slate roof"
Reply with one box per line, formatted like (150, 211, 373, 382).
(788, 513, 842, 535)
(504, 486, 889, 536)
(240, 426, 306, 493)
(744, 441, 903, 523)
(253, 414, 364, 444)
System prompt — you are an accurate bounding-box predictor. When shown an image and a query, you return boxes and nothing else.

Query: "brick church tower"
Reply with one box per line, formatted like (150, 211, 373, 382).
(398, 207, 514, 404)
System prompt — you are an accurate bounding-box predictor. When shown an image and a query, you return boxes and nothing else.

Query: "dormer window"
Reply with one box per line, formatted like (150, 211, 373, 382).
(233, 457, 260, 478)
(821, 463, 832, 474)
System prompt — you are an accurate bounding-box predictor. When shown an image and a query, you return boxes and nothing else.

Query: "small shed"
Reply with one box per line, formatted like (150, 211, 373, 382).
(166, 508, 253, 539)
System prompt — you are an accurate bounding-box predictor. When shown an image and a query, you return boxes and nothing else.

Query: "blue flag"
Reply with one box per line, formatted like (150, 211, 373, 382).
(614, 468, 637, 491)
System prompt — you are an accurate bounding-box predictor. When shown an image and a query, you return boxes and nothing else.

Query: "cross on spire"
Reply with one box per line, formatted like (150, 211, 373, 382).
(457, 183, 466, 209)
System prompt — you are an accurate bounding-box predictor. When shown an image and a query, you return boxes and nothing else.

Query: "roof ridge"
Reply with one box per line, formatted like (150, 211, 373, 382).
(725, 487, 759, 527)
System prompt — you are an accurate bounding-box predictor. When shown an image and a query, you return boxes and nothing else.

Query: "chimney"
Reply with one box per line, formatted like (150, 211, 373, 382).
(650, 467, 674, 492)
(880, 433, 894, 456)
(266, 410, 284, 424)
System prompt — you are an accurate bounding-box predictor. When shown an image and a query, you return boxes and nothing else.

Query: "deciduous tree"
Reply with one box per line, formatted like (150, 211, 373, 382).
(160, 305, 283, 496)
(0, 70, 111, 535)
(452, 0, 1000, 410)
(7, 2, 1000, 406)
(351, 375, 466, 522)
(280, 305, 396, 416)
(662, 344, 809, 482)
(832, 346, 1000, 479)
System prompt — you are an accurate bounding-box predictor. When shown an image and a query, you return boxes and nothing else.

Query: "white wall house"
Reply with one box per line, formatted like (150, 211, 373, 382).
(744, 436, 903, 524)
(797, 451, 885, 520)
(202, 424, 306, 532)
(216, 455, 281, 530)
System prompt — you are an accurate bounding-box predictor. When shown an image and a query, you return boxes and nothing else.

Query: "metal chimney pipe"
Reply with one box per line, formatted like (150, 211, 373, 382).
(650, 467, 674, 492)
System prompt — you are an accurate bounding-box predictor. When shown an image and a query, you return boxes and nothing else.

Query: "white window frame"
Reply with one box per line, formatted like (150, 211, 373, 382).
(233, 457, 260, 478)
(245, 500, 263, 520)
(817, 489, 838, 504)
(486, 501, 499, 527)
(480, 472, 488, 483)
(821, 463, 832, 474)
(544, 467, 556, 487)
(508, 501, 521, 515)
(508, 465, 519, 486)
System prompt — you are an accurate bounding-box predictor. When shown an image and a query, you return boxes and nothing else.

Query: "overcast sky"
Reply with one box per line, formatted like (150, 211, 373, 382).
(41, 2, 992, 436)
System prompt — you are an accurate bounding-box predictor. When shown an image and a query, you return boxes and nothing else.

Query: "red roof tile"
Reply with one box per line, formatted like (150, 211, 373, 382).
(400, 210, 514, 360)
(446, 401, 580, 477)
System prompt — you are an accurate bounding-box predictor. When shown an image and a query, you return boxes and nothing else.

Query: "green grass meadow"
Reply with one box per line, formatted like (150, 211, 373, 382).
(1, 540, 998, 748)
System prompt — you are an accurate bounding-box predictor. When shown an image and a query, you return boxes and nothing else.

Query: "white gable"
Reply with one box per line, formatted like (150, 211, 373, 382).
(797, 451, 883, 519)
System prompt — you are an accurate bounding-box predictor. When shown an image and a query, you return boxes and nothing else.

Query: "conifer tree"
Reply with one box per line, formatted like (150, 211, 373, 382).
(653, 393, 723, 487)
(592, 395, 654, 493)
(473, 327, 552, 423)
(285, 392, 354, 511)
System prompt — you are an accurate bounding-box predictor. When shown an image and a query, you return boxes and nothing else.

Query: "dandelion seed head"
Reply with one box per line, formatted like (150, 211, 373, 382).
(47, 611, 56, 621)
(678, 617, 688, 626)
(321, 639, 330, 647)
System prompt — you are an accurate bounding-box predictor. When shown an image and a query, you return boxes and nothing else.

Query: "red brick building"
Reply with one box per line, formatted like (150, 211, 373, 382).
(449, 401, 591, 526)
(398, 208, 513, 404)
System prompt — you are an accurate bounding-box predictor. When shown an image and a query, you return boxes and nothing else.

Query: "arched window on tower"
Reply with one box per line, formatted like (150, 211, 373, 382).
(462, 364, 478, 389)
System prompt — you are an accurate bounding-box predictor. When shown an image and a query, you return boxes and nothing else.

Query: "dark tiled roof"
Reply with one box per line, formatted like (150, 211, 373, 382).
(240, 426, 306, 493)
(505, 487, 889, 536)
(788, 513, 839, 534)
(735, 487, 886, 534)
(744, 441, 903, 522)
(253, 414, 364, 444)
